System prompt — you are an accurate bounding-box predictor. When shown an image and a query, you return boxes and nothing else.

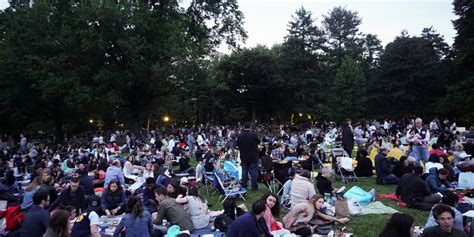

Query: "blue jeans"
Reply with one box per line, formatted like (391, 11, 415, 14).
(241, 161, 258, 190)
(411, 145, 429, 165)
(191, 226, 213, 235)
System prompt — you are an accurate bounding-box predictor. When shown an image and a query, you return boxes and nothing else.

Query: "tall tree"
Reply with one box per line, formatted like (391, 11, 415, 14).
(441, 0, 474, 122)
(279, 7, 327, 117)
(372, 31, 450, 118)
(322, 6, 364, 69)
(330, 55, 366, 120)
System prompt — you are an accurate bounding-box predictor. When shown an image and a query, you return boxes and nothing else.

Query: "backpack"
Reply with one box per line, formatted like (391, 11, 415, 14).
(214, 214, 233, 233)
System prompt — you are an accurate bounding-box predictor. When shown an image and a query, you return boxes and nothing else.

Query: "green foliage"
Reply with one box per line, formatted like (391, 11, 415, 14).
(331, 55, 367, 120)
(441, 0, 474, 123)
(0, 0, 246, 138)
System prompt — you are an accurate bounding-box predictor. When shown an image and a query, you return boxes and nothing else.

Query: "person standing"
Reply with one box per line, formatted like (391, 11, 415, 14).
(407, 118, 430, 165)
(236, 122, 261, 191)
(342, 119, 354, 157)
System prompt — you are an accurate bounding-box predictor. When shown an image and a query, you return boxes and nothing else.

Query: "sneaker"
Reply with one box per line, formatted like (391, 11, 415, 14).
(368, 188, 376, 202)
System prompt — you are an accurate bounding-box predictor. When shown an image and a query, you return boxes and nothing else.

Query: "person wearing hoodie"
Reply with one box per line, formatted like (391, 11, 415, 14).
(426, 168, 455, 195)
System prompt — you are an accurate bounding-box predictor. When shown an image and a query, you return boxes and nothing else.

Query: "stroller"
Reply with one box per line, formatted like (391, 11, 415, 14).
(331, 148, 358, 183)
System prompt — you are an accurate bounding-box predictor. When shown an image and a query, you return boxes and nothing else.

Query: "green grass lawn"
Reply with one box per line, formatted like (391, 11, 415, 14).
(195, 173, 429, 237)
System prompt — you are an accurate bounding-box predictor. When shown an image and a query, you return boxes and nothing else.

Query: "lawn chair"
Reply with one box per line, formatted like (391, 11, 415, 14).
(213, 171, 246, 203)
(203, 171, 215, 195)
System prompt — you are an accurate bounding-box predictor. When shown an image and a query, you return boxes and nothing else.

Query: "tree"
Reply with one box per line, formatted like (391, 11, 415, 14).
(278, 7, 328, 117)
(216, 46, 282, 122)
(0, 0, 247, 139)
(322, 6, 364, 68)
(440, 0, 474, 122)
(330, 55, 366, 120)
(372, 31, 450, 118)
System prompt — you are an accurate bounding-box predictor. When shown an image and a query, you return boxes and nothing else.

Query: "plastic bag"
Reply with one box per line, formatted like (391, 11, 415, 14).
(347, 198, 363, 215)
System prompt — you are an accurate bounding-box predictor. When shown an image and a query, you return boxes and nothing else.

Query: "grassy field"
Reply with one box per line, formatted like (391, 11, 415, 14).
(196, 173, 429, 237)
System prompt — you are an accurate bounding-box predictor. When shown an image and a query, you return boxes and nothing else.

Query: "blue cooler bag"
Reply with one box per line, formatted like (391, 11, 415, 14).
(342, 186, 372, 206)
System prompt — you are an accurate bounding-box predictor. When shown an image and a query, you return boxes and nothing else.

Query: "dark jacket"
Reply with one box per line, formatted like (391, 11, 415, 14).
(342, 124, 354, 145)
(375, 153, 392, 178)
(316, 174, 333, 195)
(227, 212, 270, 237)
(49, 186, 86, 215)
(19, 205, 49, 237)
(101, 188, 126, 210)
(79, 174, 95, 196)
(236, 130, 261, 163)
(354, 157, 373, 177)
(422, 225, 468, 237)
(395, 173, 431, 204)
(393, 163, 414, 178)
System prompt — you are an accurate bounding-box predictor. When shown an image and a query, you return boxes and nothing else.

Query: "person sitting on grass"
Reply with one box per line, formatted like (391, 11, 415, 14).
(354, 149, 373, 177)
(374, 146, 399, 185)
(425, 192, 464, 231)
(422, 204, 468, 237)
(290, 170, 316, 207)
(379, 213, 415, 237)
(396, 166, 441, 208)
(113, 196, 153, 237)
(175, 187, 212, 234)
(227, 199, 271, 237)
(152, 186, 193, 236)
(316, 167, 339, 196)
(425, 168, 455, 195)
(260, 192, 282, 231)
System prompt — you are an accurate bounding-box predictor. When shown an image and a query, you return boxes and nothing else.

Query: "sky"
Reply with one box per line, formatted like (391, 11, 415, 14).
(0, 0, 457, 48)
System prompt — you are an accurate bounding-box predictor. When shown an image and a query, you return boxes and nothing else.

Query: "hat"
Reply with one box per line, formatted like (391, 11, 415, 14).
(459, 151, 472, 160)
(87, 195, 101, 212)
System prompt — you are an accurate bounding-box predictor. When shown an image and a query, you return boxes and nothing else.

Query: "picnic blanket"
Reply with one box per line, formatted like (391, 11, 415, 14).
(361, 201, 399, 215)
(378, 194, 407, 207)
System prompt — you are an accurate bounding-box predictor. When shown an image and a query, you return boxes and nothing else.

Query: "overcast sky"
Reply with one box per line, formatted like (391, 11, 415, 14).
(0, 0, 457, 48)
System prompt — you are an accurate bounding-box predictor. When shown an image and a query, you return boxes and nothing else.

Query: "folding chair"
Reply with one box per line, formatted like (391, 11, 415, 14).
(203, 171, 214, 195)
(214, 171, 246, 203)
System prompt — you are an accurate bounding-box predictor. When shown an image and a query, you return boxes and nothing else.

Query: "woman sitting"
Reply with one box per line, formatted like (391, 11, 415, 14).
(43, 209, 71, 237)
(142, 162, 154, 179)
(393, 156, 415, 178)
(379, 213, 415, 237)
(114, 196, 153, 237)
(354, 150, 373, 177)
(175, 187, 212, 234)
(101, 180, 126, 217)
(260, 193, 282, 232)
(284, 195, 349, 236)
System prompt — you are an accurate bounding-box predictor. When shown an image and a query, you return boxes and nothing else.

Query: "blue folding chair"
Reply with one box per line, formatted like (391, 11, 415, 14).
(213, 171, 246, 203)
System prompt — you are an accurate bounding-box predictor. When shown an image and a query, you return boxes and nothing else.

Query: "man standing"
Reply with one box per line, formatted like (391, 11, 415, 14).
(407, 118, 430, 165)
(236, 122, 261, 191)
(342, 119, 354, 157)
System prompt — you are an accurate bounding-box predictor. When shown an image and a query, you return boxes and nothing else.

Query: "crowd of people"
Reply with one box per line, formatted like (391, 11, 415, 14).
(0, 117, 472, 237)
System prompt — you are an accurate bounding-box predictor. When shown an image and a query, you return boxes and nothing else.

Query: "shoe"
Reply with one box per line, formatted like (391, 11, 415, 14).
(368, 188, 376, 202)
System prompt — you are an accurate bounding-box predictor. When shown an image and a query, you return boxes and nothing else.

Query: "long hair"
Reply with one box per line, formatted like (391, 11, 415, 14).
(379, 213, 414, 237)
(47, 210, 71, 237)
(107, 179, 123, 196)
(25, 176, 42, 192)
(260, 192, 280, 218)
(126, 196, 144, 221)
(187, 187, 206, 203)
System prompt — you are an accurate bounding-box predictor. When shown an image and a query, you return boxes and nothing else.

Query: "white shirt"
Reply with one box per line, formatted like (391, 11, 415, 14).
(89, 211, 100, 225)
(424, 162, 444, 173)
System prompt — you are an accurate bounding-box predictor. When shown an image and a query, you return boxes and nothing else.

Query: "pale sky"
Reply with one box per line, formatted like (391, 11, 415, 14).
(0, 0, 457, 48)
